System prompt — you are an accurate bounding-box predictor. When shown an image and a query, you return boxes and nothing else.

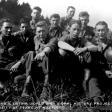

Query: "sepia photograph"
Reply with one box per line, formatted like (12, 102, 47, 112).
(0, 0, 112, 111)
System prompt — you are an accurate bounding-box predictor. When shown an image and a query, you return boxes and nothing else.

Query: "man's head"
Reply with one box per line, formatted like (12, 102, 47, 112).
(31, 6, 42, 20)
(35, 21, 48, 39)
(50, 13, 60, 28)
(0, 18, 13, 36)
(66, 6, 75, 19)
(69, 20, 81, 38)
(79, 11, 89, 29)
(95, 21, 108, 38)
(19, 19, 29, 34)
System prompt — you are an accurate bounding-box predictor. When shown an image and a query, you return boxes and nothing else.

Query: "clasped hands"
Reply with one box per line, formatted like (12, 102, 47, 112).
(73, 47, 87, 55)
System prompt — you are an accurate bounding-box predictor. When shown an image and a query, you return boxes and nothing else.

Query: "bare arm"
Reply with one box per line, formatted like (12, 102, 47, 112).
(58, 41, 75, 52)
(85, 41, 106, 52)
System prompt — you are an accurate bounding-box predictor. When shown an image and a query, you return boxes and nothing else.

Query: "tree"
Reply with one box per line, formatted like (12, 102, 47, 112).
(0, 0, 32, 25)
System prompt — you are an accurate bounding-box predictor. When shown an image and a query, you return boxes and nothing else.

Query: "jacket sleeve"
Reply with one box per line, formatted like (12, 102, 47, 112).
(46, 38, 58, 52)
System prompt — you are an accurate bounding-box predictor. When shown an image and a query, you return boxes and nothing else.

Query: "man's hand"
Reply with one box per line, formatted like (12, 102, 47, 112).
(34, 51, 45, 61)
(10, 61, 21, 73)
(98, 42, 107, 52)
(73, 47, 87, 55)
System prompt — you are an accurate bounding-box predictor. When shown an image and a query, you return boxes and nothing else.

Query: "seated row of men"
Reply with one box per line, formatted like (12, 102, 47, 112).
(0, 9, 112, 103)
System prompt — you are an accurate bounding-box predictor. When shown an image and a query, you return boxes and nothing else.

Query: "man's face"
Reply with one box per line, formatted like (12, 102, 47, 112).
(95, 24, 108, 38)
(31, 9, 41, 19)
(1, 22, 12, 36)
(20, 23, 28, 34)
(50, 17, 60, 28)
(79, 16, 89, 28)
(69, 23, 80, 38)
(36, 26, 48, 39)
(67, 8, 75, 19)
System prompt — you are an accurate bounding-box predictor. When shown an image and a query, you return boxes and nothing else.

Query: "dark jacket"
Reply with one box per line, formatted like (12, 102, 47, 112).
(14, 30, 35, 54)
(0, 34, 23, 68)
(48, 26, 62, 39)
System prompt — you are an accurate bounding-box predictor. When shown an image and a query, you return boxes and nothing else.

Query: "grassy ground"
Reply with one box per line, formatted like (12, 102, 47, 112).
(1, 83, 112, 112)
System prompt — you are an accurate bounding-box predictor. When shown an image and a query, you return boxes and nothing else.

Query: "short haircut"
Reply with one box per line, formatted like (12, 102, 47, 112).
(69, 19, 81, 27)
(95, 21, 108, 29)
(35, 20, 47, 28)
(33, 6, 42, 13)
(79, 11, 89, 17)
(50, 13, 60, 20)
(67, 6, 75, 12)
(0, 18, 12, 27)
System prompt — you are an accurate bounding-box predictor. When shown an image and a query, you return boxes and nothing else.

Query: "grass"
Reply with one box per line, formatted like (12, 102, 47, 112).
(1, 80, 112, 112)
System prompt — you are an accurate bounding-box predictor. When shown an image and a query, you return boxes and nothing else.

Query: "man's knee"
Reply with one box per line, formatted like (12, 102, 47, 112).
(14, 75, 26, 84)
(58, 48, 68, 57)
(88, 78, 102, 99)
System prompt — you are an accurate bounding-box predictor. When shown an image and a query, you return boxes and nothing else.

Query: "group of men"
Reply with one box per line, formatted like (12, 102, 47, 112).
(0, 5, 112, 103)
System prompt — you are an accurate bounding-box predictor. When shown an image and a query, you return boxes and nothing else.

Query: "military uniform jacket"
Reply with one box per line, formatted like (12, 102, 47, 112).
(0, 34, 23, 68)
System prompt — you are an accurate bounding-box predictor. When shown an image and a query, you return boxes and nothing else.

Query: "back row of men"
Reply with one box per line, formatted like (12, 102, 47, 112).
(0, 6, 112, 103)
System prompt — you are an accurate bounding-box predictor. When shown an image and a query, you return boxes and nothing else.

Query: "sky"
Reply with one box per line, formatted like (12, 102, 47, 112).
(19, 0, 112, 29)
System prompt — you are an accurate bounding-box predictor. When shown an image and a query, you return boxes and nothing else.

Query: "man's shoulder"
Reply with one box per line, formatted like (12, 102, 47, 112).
(37, 16, 45, 22)
(90, 36, 100, 45)
(85, 26, 95, 37)
(56, 25, 63, 30)
(60, 33, 70, 41)
(40, 15, 44, 20)
(87, 25, 94, 29)
(13, 31, 22, 36)
(107, 29, 112, 40)
(46, 34, 55, 41)
(0, 34, 3, 41)
(60, 17, 66, 22)
(11, 33, 23, 43)
(86, 26, 94, 32)
(60, 16, 66, 20)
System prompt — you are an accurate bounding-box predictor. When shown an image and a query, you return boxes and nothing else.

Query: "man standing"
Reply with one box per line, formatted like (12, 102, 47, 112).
(78, 11, 94, 40)
(30, 6, 44, 33)
(60, 6, 75, 32)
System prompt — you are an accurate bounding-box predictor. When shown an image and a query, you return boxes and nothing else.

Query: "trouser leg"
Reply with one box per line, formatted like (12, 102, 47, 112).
(88, 78, 103, 102)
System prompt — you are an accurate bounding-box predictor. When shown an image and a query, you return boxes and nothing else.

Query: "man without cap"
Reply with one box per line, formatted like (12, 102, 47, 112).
(11, 20, 58, 100)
